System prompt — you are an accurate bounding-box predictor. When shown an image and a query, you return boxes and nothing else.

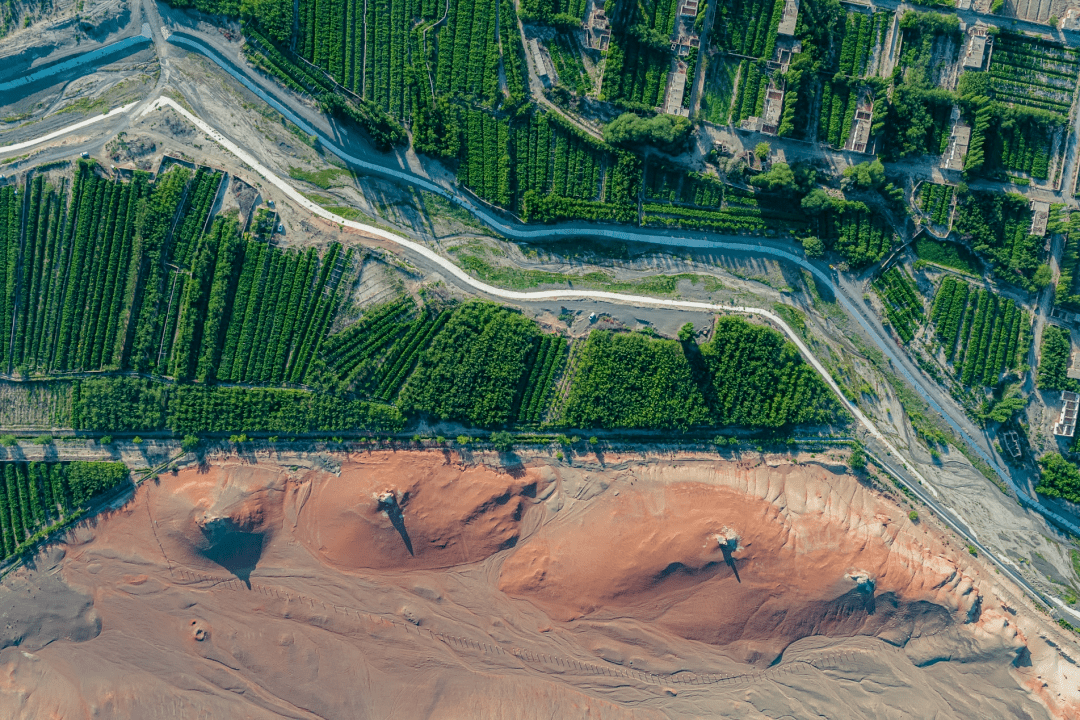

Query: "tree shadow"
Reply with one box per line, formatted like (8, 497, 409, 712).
(379, 494, 413, 556)
(720, 543, 741, 583)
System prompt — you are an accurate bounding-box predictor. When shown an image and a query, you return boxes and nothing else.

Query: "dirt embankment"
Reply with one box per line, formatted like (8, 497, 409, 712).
(0, 451, 1073, 719)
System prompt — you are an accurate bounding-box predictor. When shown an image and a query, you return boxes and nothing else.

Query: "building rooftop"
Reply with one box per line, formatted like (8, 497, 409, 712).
(1031, 200, 1050, 237)
(664, 71, 688, 115)
(1054, 390, 1079, 437)
(942, 124, 971, 171)
(777, 0, 799, 36)
(530, 39, 549, 85)
(963, 35, 987, 69)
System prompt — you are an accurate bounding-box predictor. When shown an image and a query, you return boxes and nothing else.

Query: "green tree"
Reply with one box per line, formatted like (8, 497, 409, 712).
(1038, 325, 1072, 391)
(802, 236, 825, 259)
(800, 189, 834, 215)
(849, 443, 867, 471)
(602, 113, 692, 151)
(754, 141, 771, 160)
(842, 159, 886, 190)
(1038, 453, 1080, 503)
(1034, 264, 1053, 289)
(749, 163, 796, 193)
(491, 431, 514, 452)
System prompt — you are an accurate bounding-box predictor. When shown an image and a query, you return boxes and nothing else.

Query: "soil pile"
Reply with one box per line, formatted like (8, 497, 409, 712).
(0, 451, 1072, 719)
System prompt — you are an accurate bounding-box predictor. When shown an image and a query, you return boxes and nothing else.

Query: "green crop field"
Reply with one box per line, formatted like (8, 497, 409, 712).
(930, 276, 1027, 387)
(953, 191, 1041, 291)
(914, 237, 979, 274)
(700, 57, 738, 124)
(0, 461, 129, 561)
(917, 183, 954, 227)
(0, 152, 853, 438)
(873, 267, 923, 344)
(601, 0, 679, 108)
(559, 318, 839, 430)
(642, 163, 809, 233)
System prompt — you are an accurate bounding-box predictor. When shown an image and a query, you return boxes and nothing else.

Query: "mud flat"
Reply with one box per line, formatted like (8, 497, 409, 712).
(0, 450, 1075, 718)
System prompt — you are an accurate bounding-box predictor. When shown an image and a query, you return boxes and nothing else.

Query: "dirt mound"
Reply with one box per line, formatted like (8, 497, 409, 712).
(147, 463, 287, 577)
(0, 452, 1070, 719)
(296, 454, 544, 570)
(499, 463, 989, 663)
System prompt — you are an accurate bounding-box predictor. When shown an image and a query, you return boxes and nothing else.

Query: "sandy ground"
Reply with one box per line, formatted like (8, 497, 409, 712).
(0, 450, 1074, 718)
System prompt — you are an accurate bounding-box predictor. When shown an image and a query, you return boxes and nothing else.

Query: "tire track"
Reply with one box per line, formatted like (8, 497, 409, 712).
(172, 567, 888, 689)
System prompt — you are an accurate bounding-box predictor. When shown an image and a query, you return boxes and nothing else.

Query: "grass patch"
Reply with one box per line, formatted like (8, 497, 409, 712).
(285, 120, 318, 147)
(701, 57, 739, 124)
(774, 303, 808, 336)
(289, 165, 352, 189)
(457, 253, 723, 297)
(300, 192, 380, 226)
(56, 96, 110, 116)
(914, 237, 980, 274)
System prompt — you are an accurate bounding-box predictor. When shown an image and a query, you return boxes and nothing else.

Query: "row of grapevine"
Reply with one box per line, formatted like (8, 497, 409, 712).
(931, 275, 966, 361)
(458, 109, 512, 207)
(998, 121, 1052, 180)
(931, 278, 1024, 385)
(432, 0, 499, 102)
(0, 162, 171, 376)
(825, 202, 892, 267)
(373, 309, 451, 400)
(215, 242, 353, 385)
(952, 191, 1041, 291)
(918, 183, 953, 226)
(546, 34, 592, 96)
(600, 0, 679, 107)
(645, 165, 724, 207)
(169, 216, 242, 381)
(560, 318, 837, 430)
(0, 461, 129, 559)
(500, 0, 529, 103)
(317, 298, 418, 388)
(72, 377, 406, 434)
(714, 0, 785, 59)
(732, 61, 768, 125)
(156, 168, 225, 375)
(836, 11, 889, 78)
(127, 167, 193, 373)
(519, 0, 585, 22)
(819, 81, 855, 148)
(291, 0, 519, 126)
(873, 267, 923, 343)
(515, 334, 568, 424)
(1056, 212, 1080, 310)
(642, 164, 809, 233)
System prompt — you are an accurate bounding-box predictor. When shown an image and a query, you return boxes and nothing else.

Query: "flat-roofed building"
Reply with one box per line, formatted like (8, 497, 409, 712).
(1031, 200, 1050, 237)
(777, 0, 799, 36)
(942, 124, 971, 171)
(1054, 390, 1079, 437)
(530, 39, 550, 87)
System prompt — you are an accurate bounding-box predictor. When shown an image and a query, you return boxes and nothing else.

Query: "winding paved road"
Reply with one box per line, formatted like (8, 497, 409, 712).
(138, 91, 1080, 620)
